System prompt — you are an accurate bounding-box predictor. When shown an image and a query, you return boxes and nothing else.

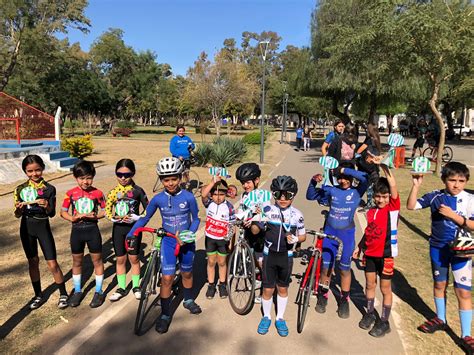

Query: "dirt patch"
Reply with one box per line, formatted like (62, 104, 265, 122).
(0, 132, 288, 353)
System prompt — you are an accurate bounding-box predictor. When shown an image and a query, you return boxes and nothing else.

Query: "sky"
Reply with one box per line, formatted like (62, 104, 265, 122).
(64, 0, 315, 76)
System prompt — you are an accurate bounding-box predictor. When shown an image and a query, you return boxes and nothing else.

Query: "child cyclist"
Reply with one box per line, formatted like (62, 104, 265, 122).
(235, 163, 266, 303)
(14, 155, 69, 309)
(201, 176, 235, 299)
(307, 162, 368, 318)
(353, 163, 400, 337)
(106, 159, 149, 301)
(252, 176, 306, 337)
(407, 162, 474, 352)
(128, 157, 201, 334)
(61, 161, 106, 308)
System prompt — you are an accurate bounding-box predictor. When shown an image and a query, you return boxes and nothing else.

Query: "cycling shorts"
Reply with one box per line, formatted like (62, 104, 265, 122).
(414, 137, 425, 149)
(70, 224, 102, 254)
(160, 236, 195, 276)
(244, 228, 264, 261)
(262, 250, 293, 288)
(364, 256, 394, 280)
(112, 223, 141, 257)
(430, 245, 472, 291)
(205, 237, 228, 256)
(322, 225, 355, 271)
(20, 216, 57, 260)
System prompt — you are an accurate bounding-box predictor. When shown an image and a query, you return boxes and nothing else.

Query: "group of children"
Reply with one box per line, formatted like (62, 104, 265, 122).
(13, 149, 474, 348)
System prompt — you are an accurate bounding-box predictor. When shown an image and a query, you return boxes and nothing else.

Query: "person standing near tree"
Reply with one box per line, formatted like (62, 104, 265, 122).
(321, 119, 345, 156)
(295, 125, 303, 151)
(303, 125, 312, 151)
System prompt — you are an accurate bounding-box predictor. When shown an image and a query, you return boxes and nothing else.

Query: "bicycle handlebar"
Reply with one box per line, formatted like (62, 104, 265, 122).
(306, 229, 344, 261)
(132, 227, 181, 256)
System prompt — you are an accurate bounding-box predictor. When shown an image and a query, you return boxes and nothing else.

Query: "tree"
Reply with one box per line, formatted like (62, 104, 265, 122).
(0, 0, 89, 90)
(397, 0, 473, 174)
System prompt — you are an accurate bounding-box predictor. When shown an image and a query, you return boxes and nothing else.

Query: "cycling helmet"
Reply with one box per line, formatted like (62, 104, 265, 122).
(156, 157, 184, 177)
(236, 163, 261, 183)
(270, 175, 298, 193)
(450, 228, 474, 256)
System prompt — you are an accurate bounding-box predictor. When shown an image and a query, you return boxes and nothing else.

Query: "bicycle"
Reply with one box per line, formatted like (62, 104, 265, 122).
(132, 227, 182, 335)
(295, 229, 343, 333)
(226, 219, 256, 315)
(422, 142, 453, 163)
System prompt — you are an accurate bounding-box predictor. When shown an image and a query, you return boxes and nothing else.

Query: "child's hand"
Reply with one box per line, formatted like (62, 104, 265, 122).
(412, 174, 424, 187)
(72, 214, 83, 223)
(37, 199, 48, 209)
(243, 219, 252, 228)
(438, 204, 456, 219)
(312, 174, 323, 183)
(286, 234, 299, 244)
(15, 202, 25, 210)
(83, 212, 97, 220)
(352, 247, 361, 260)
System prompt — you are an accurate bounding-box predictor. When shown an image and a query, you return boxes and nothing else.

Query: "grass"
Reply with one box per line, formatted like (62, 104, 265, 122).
(390, 167, 473, 353)
(0, 132, 286, 354)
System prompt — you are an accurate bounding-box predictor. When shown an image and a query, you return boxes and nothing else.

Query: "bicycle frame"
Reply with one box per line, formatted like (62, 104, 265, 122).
(133, 227, 181, 256)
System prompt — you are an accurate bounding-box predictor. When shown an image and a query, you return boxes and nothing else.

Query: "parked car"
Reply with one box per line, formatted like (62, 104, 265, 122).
(452, 124, 472, 137)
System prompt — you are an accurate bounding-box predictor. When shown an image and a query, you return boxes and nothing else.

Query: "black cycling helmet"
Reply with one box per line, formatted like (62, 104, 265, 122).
(271, 175, 298, 193)
(236, 163, 261, 183)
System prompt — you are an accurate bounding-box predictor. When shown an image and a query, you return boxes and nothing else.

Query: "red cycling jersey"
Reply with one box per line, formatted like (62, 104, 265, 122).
(62, 186, 106, 224)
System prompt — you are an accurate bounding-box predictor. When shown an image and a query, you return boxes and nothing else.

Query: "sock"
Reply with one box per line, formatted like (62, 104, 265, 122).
(319, 285, 329, 299)
(367, 298, 375, 313)
(183, 287, 193, 302)
(95, 274, 104, 294)
(32, 280, 42, 297)
(261, 297, 272, 320)
(460, 309, 472, 338)
(161, 296, 171, 316)
(117, 274, 126, 290)
(276, 295, 288, 320)
(341, 290, 350, 302)
(132, 274, 140, 289)
(434, 297, 446, 323)
(72, 274, 81, 293)
(381, 304, 392, 322)
(57, 282, 67, 296)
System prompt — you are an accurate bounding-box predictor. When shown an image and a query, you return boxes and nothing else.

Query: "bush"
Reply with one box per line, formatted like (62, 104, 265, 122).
(242, 131, 266, 144)
(115, 120, 136, 129)
(194, 143, 213, 166)
(195, 127, 212, 134)
(61, 135, 94, 159)
(194, 137, 247, 167)
(112, 128, 132, 137)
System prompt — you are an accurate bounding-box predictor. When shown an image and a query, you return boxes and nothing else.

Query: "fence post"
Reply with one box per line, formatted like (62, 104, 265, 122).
(54, 106, 61, 141)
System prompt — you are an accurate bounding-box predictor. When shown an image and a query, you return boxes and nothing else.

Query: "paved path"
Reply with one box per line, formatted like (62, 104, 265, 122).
(42, 144, 405, 355)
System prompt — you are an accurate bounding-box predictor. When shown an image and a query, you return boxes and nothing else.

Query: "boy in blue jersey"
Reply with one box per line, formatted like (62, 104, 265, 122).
(407, 162, 474, 352)
(128, 157, 201, 334)
(307, 162, 368, 318)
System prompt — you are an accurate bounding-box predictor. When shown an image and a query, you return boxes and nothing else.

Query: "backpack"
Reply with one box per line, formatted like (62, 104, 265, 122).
(327, 134, 355, 162)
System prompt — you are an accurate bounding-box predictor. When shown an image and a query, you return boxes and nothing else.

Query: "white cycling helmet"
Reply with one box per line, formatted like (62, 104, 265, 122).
(450, 228, 474, 256)
(156, 157, 184, 177)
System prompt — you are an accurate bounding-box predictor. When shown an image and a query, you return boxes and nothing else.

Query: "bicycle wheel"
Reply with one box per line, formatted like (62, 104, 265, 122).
(421, 147, 432, 160)
(296, 251, 318, 333)
(227, 241, 256, 315)
(134, 251, 160, 335)
(441, 146, 453, 163)
(181, 170, 201, 197)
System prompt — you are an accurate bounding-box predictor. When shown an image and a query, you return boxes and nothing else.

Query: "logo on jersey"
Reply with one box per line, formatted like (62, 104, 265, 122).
(75, 197, 94, 214)
(346, 193, 353, 201)
(179, 202, 187, 209)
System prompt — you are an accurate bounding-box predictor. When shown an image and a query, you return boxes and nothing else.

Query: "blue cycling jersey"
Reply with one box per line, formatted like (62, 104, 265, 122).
(128, 189, 200, 238)
(169, 135, 195, 159)
(306, 168, 368, 230)
(415, 189, 474, 247)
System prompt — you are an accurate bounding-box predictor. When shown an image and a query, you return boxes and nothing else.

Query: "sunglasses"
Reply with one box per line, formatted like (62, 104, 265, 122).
(116, 172, 134, 179)
(273, 191, 295, 200)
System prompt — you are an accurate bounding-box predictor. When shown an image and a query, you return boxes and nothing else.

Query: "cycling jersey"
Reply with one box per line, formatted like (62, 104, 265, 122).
(62, 186, 106, 226)
(415, 190, 474, 247)
(363, 196, 400, 258)
(129, 189, 200, 236)
(260, 204, 305, 253)
(237, 192, 267, 253)
(170, 135, 195, 159)
(105, 183, 148, 222)
(306, 168, 368, 230)
(203, 198, 235, 240)
(14, 179, 56, 219)
(324, 131, 340, 144)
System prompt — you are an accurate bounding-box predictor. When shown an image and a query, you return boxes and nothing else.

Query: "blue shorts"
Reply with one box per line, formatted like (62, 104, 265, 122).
(322, 225, 355, 271)
(160, 236, 195, 276)
(430, 245, 472, 291)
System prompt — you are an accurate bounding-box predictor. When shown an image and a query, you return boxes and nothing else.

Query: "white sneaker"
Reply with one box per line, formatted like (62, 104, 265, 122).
(133, 287, 141, 300)
(109, 288, 126, 302)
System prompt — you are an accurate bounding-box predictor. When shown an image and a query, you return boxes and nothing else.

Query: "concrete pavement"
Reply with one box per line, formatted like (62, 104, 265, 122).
(43, 144, 406, 355)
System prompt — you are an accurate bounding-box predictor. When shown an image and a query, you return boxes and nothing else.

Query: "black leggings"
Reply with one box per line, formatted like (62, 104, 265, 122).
(20, 216, 57, 260)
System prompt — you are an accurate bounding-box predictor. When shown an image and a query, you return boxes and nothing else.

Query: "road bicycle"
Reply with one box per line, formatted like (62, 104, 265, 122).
(226, 219, 256, 315)
(422, 142, 453, 163)
(132, 227, 182, 335)
(295, 229, 343, 333)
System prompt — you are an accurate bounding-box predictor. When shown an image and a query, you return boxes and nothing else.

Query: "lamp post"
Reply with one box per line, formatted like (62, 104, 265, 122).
(280, 81, 288, 144)
(259, 40, 270, 164)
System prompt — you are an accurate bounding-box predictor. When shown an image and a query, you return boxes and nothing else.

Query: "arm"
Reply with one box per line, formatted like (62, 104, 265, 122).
(380, 165, 398, 200)
(321, 142, 329, 156)
(139, 188, 149, 214)
(188, 137, 195, 150)
(306, 176, 330, 203)
(13, 187, 24, 218)
(341, 168, 368, 195)
(201, 177, 219, 205)
(438, 206, 474, 231)
(169, 136, 178, 157)
(105, 190, 117, 221)
(188, 196, 200, 233)
(356, 143, 368, 155)
(128, 196, 159, 236)
(406, 175, 423, 210)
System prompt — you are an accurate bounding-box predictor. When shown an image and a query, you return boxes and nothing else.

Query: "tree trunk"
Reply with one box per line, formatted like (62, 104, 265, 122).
(331, 95, 351, 125)
(0, 39, 22, 91)
(429, 80, 444, 176)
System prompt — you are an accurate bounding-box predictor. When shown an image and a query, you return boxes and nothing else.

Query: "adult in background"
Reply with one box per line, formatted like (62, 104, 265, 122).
(303, 125, 312, 151)
(170, 126, 195, 169)
(296, 125, 303, 151)
(408, 118, 427, 161)
(321, 119, 345, 156)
